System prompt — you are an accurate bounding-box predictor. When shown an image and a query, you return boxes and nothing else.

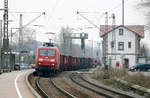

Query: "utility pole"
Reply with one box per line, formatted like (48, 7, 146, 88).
(92, 39, 93, 58)
(112, 13, 116, 59)
(103, 12, 109, 78)
(0, 20, 2, 49)
(105, 12, 108, 33)
(19, 14, 23, 50)
(122, 0, 124, 26)
(12, 12, 45, 38)
(10, 28, 12, 48)
(111, 14, 116, 56)
(70, 38, 72, 56)
(19, 14, 23, 65)
(0, 20, 2, 72)
(97, 42, 101, 58)
(88, 40, 94, 57)
(1, 0, 11, 71)
(103, 12, 108, 66)
(109, 13, 116, 67)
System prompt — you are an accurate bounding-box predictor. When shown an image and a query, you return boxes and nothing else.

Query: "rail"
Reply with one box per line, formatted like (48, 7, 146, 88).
(49, 78, 76, 98)
(35, 76, 76, 98)
(70, 72, 136, 98)
(35, 77, 50, 98)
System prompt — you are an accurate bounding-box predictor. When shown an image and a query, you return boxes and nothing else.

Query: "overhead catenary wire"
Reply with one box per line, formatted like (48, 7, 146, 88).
(7, 11, 46, 39)
(76, 11, 106, 29)
(77, 11, 100, 30)
(45, 0, 62, 26)
(11, 12, 45, 36)
(96, 13, 105, 26)
(76, 0, 128, 29)
(8, 11, 44, 22)
(9, 13, 19, 29)
(75, 0, 130, 30)
(107, 0, 130, 12)
(9, 11, 43, 14)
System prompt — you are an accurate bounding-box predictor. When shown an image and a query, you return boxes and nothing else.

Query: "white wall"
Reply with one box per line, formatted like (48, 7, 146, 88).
(106, 26, 137, 68)
(107, 55, 136, 68)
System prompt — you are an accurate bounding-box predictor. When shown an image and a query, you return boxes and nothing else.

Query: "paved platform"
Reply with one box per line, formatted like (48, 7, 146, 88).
(0, 69, 40, 98)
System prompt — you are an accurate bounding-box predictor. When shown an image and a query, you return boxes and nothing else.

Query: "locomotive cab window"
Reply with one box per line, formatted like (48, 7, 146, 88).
(39, 49, 56, 56)
(48, 50, 56, 57)
(39, 50, 47, 56)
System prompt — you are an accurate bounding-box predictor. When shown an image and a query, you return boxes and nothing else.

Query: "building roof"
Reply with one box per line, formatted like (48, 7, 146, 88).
(100, 25, 144, 37)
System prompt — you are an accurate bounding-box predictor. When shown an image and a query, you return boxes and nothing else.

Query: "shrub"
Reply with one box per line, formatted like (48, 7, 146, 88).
(124, 72, 150, 89)
(108, 68, 128, 78)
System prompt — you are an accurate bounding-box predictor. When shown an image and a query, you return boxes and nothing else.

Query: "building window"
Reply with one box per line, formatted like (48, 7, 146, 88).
(118, 42, 124, 50)
(111, 41, 114, 48)
(128, 42, 131, 48)
(119, 29, 123, 35)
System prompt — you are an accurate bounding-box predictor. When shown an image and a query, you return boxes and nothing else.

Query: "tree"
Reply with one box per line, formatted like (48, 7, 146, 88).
(57, 26, 73, 54)
(138, 0, 150, 30)
(140, 42, 150, 59)
(57, 26, 100, 57)
(22, 28, 37, 52)
(11, 27, 37, 52)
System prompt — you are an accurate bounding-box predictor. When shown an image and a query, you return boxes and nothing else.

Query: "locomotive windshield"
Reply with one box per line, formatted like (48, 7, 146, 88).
(39, 50, 47, 56)
(39, 49, 56, 57)
(48, 50, 56, 56)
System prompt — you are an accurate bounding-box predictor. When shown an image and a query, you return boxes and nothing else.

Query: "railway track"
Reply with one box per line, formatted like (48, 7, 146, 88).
(35, 77, 76, 98)
(70, 72, 136, 98)
(35, 77, 50, 98)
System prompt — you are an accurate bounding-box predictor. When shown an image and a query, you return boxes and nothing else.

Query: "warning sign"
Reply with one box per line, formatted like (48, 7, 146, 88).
(116, 62, 120, 67)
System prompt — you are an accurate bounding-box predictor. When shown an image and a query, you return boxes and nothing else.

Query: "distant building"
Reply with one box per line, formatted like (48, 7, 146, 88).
(100, 25, 144, 68)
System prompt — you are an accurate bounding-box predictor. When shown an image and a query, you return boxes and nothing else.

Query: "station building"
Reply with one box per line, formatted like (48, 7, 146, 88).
(100, 25, 144, 68)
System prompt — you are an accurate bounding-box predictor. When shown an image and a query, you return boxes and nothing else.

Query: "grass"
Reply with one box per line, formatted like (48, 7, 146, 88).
(90, 69, 105, 80)
(108, 68, 127, 78)
(90, 67, 150, 96)
(90, 68, 128, 80)
(90, 68, 150, 89)
(123, 72, 150, 89)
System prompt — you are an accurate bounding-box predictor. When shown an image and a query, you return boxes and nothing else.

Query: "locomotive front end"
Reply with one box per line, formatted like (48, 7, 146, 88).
(35, 47, 59, 74)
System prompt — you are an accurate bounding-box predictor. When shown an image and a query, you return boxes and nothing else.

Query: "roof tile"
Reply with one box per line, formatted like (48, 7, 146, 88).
(100, 25, 144, 37)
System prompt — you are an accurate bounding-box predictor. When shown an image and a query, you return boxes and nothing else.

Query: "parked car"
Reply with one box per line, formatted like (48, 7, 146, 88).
(20, 63, 31, 70)
(14, 63, 20, 70)
(129, 64, 150, 71)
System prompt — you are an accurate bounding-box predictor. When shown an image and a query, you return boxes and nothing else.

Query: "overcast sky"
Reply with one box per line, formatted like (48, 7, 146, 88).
(0, 0, 146, 42)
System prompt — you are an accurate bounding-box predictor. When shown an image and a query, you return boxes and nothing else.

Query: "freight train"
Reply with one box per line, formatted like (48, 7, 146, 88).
(35, 45, 99, 75)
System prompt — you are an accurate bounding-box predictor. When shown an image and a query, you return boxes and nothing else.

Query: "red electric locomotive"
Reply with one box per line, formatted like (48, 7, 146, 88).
(35, 43, 99, 75)
(35, 47, 60, 75)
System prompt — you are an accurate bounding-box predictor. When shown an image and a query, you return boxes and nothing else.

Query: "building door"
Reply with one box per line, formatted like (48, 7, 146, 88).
(124, 58, 129, 68)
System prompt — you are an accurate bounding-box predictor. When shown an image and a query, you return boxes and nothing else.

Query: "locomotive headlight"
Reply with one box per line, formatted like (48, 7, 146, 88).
(50, 59, 55, 62)
(51, 64, 54, 66)
(39, 58, 44, 61)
